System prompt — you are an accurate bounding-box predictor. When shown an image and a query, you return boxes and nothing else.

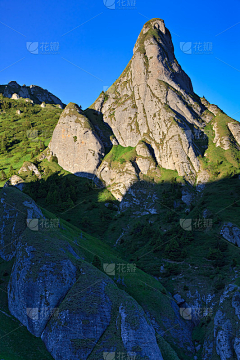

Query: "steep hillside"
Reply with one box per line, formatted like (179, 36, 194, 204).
(0, 95, 62, 185)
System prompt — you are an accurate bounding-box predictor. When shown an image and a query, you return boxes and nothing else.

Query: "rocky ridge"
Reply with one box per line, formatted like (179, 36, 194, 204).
(0, 81, 63, 106)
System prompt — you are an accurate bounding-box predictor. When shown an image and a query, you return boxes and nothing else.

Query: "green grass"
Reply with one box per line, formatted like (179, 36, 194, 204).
(103, 145, 136, 165)
(0, 96, 62, 185)
(200, 113, 240, 180)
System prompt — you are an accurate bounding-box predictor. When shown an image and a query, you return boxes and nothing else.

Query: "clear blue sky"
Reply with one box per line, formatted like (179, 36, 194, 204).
(0, 0, 240, 120)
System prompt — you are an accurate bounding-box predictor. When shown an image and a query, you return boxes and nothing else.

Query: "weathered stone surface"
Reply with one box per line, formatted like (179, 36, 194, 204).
(232, 291, 240, 320)
(197, 170, 210, 187)
(11, 93, 19, 99)
(8, 229, 78, 337)
(119, 181, 159, 215)
(228, 122, 240, 146)
(49, 103, 105, 177)
(213, 122, 231, 150)
(202, 338, 214, 360)
(220, 222, 240, 247)
(42, 262, 163, 360)
(97, 160, 138, 201)
(214, 310, 234, 359)
(0, 188, 43, 261)
(135, 141, 156, 175)
(4, 175, 25, 191)
(173, 293, 185, 305)
(19, 161, 41, 179)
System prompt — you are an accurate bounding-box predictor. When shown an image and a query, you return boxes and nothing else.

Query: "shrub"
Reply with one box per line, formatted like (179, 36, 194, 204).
(50, 155, 58, 163)
(92, 255, 102, 270)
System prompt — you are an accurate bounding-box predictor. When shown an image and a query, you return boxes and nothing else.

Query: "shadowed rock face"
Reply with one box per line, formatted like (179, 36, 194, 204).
(49, 103, 105, 176)
(0, 189, 165, 360)
(41, 262, 164, 360)
(0, 187, 44, 261)
(1, 81, 63, 106)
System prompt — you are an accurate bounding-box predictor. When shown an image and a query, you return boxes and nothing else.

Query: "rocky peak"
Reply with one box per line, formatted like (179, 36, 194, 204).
(132, 18, 193, 94)
(8, 80, 20, 88)
(90, 18, 208, 185)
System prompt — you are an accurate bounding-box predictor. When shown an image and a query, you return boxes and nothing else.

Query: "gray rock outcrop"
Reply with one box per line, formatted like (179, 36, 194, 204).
(49, 103, 105, 177)
(3, 175, 25, 190)
(18, 161, 41, 179)
(220, 222, 240, 247)
(41, 262, 164, 360)
(0, 187, 43, 260)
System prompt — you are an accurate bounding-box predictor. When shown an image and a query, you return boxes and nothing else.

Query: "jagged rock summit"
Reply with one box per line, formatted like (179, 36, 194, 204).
(49, 18, 240, 200)
(0, 80, 63, 106)
(93, 18, 210, 184)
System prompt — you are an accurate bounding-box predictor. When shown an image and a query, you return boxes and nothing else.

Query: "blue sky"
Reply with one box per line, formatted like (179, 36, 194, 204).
(0, 0, 240, 120)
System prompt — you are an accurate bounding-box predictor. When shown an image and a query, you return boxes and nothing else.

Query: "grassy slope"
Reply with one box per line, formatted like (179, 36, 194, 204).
(201, 113, 240, 180)
(0, 96, 62, 185)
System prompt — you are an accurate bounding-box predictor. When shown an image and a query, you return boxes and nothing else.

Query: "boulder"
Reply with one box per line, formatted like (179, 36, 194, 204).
(11, 93, 20, 100)
(18, 161, 41, 179)
(97, 160, 138, 201)
(4, 175, 25, 190)
(49, 103, 105, 178)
